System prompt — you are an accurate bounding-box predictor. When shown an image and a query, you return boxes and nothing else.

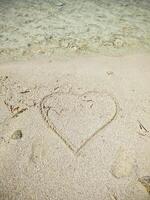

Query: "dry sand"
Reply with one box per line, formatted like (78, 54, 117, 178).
(0, 53, 150, 200)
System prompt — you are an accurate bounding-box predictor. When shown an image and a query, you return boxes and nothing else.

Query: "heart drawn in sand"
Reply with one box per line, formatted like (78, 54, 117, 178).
(40, 91, 117, 154)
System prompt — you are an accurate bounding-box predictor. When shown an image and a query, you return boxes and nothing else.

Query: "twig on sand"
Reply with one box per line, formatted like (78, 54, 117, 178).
(137, 120, 149, 132)
(20, 89, 30, 94)
(12, 108, 28, 118)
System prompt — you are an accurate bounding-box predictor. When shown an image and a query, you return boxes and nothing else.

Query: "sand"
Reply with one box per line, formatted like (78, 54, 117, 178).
(0, 53, 150, 200)
(0, 0, 150, 199)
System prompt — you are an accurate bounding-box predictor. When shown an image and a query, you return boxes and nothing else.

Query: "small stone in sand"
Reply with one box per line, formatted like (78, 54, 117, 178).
(11, 130, 23, 140)
(138, 176, 150, 194)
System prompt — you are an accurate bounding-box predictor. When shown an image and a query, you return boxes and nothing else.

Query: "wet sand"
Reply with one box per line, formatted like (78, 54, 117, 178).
(0, 0, 150, 62)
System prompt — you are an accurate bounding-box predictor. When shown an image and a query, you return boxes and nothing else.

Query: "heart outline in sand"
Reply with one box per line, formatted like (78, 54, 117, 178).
(40, 91, 117, 154)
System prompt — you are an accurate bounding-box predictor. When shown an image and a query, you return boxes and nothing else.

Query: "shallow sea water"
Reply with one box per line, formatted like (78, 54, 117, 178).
(0, 0, 150, 60)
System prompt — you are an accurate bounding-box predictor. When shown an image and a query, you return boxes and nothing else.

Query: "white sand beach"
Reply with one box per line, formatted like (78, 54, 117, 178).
(0, 0, 150, 199)
(0, 54, 150, 200)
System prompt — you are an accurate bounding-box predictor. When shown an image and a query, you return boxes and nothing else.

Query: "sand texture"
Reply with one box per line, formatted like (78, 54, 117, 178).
(0, 54, 150, 199)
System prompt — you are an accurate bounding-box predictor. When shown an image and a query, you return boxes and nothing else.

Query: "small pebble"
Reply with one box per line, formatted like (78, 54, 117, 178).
(11, 130, 23, 140)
